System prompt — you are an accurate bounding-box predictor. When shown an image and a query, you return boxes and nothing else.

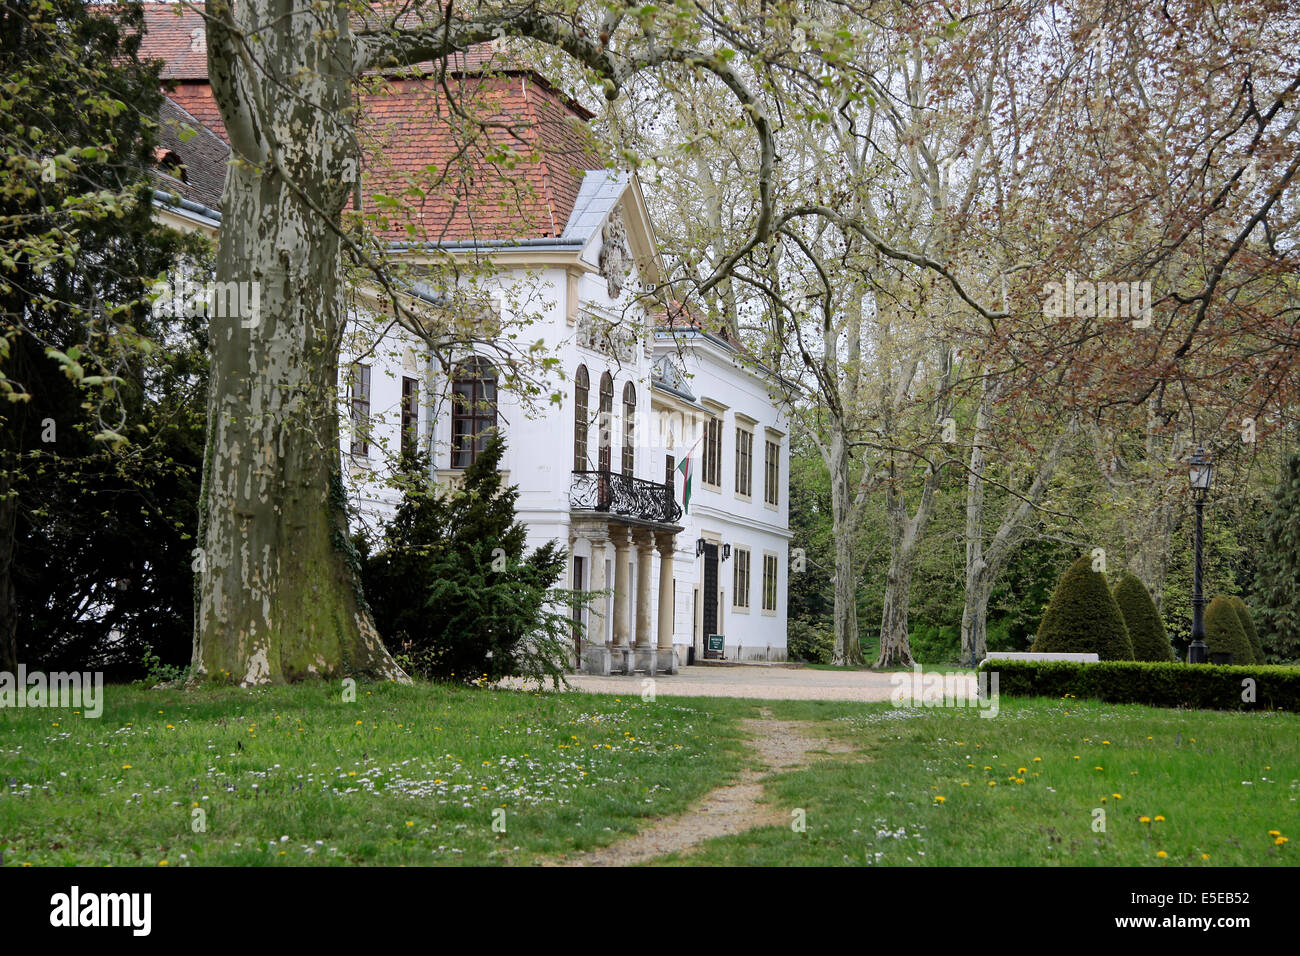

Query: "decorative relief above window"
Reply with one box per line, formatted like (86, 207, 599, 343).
(576, 310, 638, 363)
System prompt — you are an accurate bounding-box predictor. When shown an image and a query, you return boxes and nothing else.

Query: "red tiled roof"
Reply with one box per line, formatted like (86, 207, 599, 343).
(136, 3, 604, 241)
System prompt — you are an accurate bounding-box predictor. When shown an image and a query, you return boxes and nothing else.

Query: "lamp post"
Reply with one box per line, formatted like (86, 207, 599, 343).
(1187, 448, 1214, 664)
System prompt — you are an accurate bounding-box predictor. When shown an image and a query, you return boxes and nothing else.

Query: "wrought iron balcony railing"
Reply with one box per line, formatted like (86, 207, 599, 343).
(570, 469, 683, 524)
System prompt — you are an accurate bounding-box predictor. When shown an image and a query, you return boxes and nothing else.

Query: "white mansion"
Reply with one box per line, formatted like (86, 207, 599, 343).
(141, 5, 791, 673)
(341, 172, 792, 672)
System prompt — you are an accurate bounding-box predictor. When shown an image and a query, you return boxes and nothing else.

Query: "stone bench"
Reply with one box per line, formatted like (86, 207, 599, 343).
(980, 652, 1100, 665)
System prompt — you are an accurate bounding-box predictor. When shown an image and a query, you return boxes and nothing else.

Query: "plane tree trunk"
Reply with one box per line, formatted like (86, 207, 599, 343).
(194, 1, 403, 684)
(827, 426, 866, 665)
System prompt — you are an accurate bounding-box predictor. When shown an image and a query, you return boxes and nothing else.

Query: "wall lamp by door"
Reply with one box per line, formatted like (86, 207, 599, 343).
(695, 538, 731, 561)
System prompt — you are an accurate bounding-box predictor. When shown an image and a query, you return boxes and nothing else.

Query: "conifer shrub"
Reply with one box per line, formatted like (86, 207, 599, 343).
(359, 436, 579, 687)
(1031, 555, 1135, 660)
(1229, 596, 1266, 665)
(1253, 454, 1300, 663)
(1204, 595, 1255, 665)
(1112, 573, 1175, 662)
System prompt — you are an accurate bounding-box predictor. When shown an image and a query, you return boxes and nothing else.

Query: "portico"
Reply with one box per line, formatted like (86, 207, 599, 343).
(569, 472, 683, 675)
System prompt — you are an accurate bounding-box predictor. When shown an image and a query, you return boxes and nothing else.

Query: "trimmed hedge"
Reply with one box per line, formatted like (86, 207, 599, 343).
(979, 659, 1300, 711)
(1229, 596, 1266, 665)
(1112, 572, 1175, 662)
(1031, 554, 1134, 660)
(1205, 595, 1255, 665)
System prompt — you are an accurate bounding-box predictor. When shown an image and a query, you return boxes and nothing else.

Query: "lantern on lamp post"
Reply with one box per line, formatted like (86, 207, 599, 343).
(1187, 448, 1214, 664)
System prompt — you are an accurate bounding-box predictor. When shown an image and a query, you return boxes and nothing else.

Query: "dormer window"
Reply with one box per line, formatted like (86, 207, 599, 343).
(157, 150, 188, 183)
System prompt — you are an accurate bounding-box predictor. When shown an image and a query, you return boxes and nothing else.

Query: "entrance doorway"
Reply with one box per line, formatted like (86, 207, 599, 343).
(701, 542, 719, 657)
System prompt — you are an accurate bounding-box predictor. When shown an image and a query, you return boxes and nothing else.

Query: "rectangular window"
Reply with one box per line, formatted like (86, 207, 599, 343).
(735, 426, 753, 498)
(665, 454, 675, 492)
(762, 554, 778, 612)
(349, 363, 370, 458)
(733, 548, 751, 609)
(703, 414, 722, 487)
(451, 362, 497, 468)
(764, 438, 780, 506)
(401, 376, 419, 459)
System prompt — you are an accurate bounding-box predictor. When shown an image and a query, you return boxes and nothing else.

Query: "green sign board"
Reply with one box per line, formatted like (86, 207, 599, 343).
(706, 634, 724, 657)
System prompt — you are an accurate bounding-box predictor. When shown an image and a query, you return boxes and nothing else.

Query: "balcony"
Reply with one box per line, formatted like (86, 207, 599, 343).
(570, 470, 683, 524)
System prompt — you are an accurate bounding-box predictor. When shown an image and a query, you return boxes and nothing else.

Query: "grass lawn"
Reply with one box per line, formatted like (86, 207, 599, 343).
(0, 681, 750, 866)
(654, 696, 1300, 866)
(2, 682, 1296, 866)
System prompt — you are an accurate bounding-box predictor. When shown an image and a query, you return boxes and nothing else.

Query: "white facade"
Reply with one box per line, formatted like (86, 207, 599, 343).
(340, 172, 790, 669)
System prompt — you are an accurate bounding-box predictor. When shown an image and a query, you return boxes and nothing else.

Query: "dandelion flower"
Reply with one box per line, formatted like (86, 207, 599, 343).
(1139, 816, 1151, 823)
(1156, 851, 1168, 859)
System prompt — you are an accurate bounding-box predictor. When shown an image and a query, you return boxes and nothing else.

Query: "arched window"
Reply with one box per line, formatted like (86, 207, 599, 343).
(598, 371, 614, 473)
(451, 357, 497, 468)
(622, 382, 636, 477)
(573, 365, 589, 472)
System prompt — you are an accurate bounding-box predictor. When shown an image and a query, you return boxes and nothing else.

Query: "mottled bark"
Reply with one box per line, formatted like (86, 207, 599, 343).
(827, 428, 865, 666)
(195, 0, 404, 684)
(875, 474, 931, 669)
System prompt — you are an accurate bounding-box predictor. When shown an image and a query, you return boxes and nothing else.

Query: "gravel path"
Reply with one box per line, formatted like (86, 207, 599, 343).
(554, 710, 855, 866)
(506, 663, 975, 702)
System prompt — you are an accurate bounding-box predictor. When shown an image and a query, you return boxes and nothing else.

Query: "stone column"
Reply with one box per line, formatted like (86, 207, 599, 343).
(611, 526, 633, 673)
(655, 532, 677, 673)
(633, 529, 657, 674)
(582, 525, 611, 675)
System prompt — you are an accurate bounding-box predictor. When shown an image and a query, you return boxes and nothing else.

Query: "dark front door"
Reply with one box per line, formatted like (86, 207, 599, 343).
(701, 542, 719, 654)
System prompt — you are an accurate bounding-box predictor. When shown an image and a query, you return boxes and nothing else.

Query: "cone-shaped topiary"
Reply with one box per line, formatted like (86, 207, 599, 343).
(1112, 573, 1175, 661)
(1031, 555, 1135, 660)
(1228, 596, 1265, 664)
(1204, 595, 1255, 665)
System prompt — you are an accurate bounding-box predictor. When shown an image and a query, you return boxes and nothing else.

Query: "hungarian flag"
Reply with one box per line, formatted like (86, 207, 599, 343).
(676, 454, 693, 514)
(676, 434, 704, 514)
